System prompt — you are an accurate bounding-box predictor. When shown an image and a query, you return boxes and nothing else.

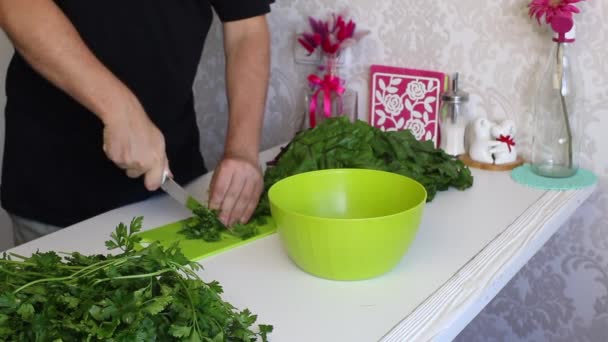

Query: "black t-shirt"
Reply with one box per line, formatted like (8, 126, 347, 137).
(1, 0, 272, 227)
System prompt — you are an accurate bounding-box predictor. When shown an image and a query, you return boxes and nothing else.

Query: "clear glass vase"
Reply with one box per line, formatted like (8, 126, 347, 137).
(302, 53, 358, 129)
(530, 40, 582, 178)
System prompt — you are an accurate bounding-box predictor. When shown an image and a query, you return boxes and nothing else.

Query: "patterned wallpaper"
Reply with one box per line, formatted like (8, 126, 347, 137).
(194, 0, 608, 340)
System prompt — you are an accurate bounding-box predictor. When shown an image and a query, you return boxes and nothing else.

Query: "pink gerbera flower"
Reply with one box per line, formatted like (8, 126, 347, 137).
(528, 0, 584, 24)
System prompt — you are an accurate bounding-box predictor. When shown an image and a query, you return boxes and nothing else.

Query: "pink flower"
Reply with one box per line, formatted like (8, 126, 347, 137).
(297, 12, 369, 56)
(528, 0, 584, 25)
(298, 33, 322, 55)
(321, 35, 340, 55)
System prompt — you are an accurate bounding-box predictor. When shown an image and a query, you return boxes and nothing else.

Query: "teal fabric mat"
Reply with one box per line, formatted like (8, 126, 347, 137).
(511, 164, 598, 190)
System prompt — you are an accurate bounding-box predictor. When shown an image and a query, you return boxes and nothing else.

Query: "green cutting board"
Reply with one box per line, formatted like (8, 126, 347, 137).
(135, 216, 277, 261)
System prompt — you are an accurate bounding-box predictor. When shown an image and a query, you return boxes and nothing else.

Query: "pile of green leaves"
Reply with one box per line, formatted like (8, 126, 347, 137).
(179, 206, 265, 243)
(0, 217, 272, 341)
(254, 117, 473, 217)
(178, 117, 473, 242)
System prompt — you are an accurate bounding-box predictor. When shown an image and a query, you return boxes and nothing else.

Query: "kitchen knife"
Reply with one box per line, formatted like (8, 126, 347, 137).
(160, 171, 207, 212)
(160, 170, 232, 232)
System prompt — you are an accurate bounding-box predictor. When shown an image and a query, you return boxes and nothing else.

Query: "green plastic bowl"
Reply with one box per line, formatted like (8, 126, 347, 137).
(268, 168, 427, 281)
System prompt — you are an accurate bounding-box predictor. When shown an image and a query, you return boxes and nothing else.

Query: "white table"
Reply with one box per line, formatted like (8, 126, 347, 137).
(4, 145, 596, 342)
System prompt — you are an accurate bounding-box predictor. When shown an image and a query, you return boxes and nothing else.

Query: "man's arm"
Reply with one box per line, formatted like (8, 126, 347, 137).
(0, 0, 168, 190)
(209, 15, 270, 226)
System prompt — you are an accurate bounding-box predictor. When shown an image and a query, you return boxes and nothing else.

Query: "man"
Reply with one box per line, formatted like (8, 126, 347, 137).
(0, 0, 272, 245)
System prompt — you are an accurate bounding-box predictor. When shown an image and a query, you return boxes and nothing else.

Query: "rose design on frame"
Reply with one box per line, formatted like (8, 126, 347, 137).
(369, 65, 446, 147)
(405, 118, 426, 140)
(383, 94, 404, 116)
(406, 80, 427, 101)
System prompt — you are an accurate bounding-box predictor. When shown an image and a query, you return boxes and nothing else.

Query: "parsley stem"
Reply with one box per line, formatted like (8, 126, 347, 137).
(11, 257, 137, 294)
(70, 257, 133, 278)
(8, 253, 28, 260)
(0, 267, 30, 279)
(13, 275, 73, 294)
(5, 269, 61, 279)
(0, 259, 83, 270)
(169, 262, 201, 281)
(0, 259, 36, 266)
(92, 268, 174, 285)
(58, 265, 87, 269)
(67, 259, 117, 278)
(176, 275, 202, 338)
(168, 262, 228, 311)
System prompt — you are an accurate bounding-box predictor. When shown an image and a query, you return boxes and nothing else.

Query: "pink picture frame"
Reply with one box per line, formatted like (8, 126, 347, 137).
(369, 64, 447, 148)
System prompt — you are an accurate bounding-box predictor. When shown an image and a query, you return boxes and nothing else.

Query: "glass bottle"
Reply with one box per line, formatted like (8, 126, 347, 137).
(303, 53, 358, 129)
(439, 73, 469, 156)
(530, 15, 582, 178)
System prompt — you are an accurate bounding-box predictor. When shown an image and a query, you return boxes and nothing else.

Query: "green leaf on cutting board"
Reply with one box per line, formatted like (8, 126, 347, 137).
(178, 204, 264, 242)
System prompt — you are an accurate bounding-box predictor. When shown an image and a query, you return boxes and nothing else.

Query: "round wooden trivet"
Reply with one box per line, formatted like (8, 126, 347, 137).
(458, 154, 525, 171)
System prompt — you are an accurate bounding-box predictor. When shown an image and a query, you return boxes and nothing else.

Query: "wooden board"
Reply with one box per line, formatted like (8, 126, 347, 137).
(458, 154, 525, 171)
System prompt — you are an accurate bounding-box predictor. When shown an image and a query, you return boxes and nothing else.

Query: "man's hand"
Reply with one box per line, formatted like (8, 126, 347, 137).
(209, 156, 263, 226)
(102, 98, 169, 191)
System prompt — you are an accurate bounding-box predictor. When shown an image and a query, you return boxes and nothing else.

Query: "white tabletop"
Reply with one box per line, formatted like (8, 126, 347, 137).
(4, 145, 596, 342)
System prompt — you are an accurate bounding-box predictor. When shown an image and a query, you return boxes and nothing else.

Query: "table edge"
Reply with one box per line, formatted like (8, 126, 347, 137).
(379, 185, 597, 342)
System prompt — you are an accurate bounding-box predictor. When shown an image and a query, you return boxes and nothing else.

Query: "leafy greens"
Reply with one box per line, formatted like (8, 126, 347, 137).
(0, 217, 272, 341)
(179, 206, 266, 243)
(255, 117, 473, 217)
(179, 117, 473, 242)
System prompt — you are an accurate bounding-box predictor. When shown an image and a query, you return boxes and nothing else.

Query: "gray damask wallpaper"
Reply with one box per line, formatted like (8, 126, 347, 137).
(194, 0, 607, 340)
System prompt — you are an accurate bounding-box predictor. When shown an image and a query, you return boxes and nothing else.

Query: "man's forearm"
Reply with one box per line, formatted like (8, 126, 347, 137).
(222, 16, 270, 162)
(0, 0, 138, 124)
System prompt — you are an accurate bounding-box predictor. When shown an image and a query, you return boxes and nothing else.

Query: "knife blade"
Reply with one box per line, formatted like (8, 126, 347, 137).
(160, 172, 206, 212)
(160, 170, 232, 231)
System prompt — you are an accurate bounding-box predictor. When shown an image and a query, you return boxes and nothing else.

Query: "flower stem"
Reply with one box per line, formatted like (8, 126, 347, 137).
(557, 42, 573, 169)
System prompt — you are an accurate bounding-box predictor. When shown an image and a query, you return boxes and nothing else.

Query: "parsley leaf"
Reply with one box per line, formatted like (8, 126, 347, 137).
(179, 205, 263, 242)
(179, 206, 225, 242)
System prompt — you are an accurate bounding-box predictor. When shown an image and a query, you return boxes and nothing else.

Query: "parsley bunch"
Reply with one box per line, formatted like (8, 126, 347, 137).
(0, 217, 272, 341)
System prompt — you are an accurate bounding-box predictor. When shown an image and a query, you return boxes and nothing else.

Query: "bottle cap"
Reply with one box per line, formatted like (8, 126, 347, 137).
(441, 73, 469, 104)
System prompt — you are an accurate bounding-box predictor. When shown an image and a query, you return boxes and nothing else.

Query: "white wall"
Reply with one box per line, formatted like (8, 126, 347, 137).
(196, 1, 608, 340)
(0, 31, 13, 250)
